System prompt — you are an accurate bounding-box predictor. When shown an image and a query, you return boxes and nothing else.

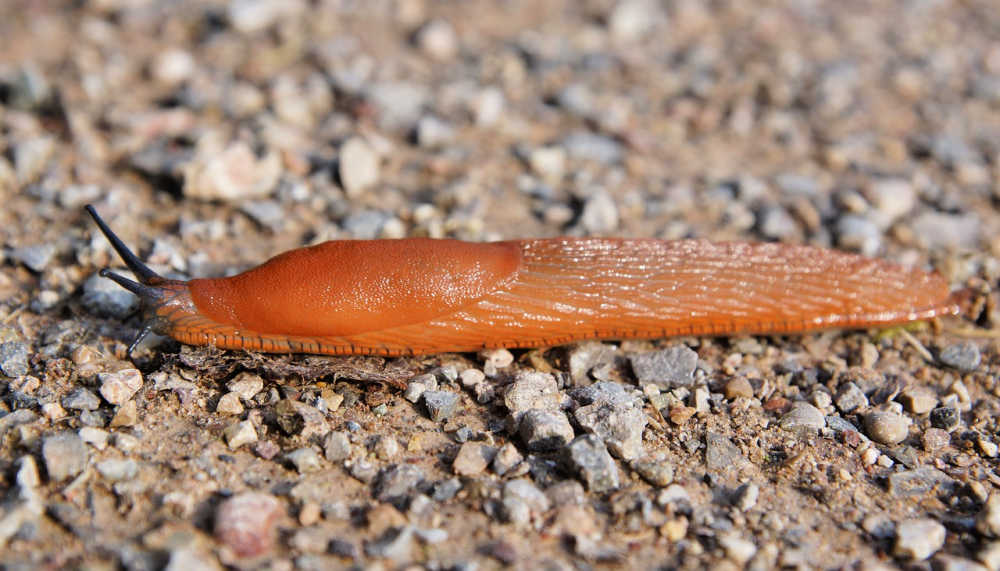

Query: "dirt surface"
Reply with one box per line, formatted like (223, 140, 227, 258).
(2, 0, 1000, 569)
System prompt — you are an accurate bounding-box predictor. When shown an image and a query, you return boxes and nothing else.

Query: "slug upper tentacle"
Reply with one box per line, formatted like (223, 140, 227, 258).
(86, 205, 959, 357)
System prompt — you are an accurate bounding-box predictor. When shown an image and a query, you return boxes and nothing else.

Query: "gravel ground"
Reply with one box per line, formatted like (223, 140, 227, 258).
(2, 0, 1000, 569)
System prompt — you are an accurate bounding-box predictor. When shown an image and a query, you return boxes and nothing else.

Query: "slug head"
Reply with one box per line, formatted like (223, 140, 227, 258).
(86, 205, 196, 354)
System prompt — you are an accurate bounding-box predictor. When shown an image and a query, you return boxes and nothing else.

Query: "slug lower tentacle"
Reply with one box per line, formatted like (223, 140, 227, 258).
(86, 205, 959, 356)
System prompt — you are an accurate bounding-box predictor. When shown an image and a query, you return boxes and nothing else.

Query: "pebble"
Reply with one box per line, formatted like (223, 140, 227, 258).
(520, 409, 575, 452)
(836, 215, 882, 256)
(930, 406, 961, 431)
(14, 136, 55, 184)
(215, 392, 244, 415)
(705, 432, 753, 477)
(579, 191, 619, 234)
(492, 442, 523, 476)
(338, 137, 380, 198)
(939, 342, 982, 372)
(223, 420, 258, 449)
(365, 526, 415, 562)
(404, 374, 435, 403)
(759, 205, 799, 240)
(893, 518, 946, 561)
(374, 435, 400, 461)
(865, 178, 916, 225)
(111, 400, 139, 427)
(528, 146, 566, 183)
(977, 495, 1000, 538)
(366, 81, 430, 130)
(432, 478, 463, 501)
(779, 402, 826, 431)
(81, 271, 141, 318)
(888, 467, 956, 497)
(900, 387, 937, 415)
(95, 459, 138, 482)
(724, 377, 754, 399)
(286, 448, 323, 474)
(504, 371, 563, 422)
(415, 115, 455, 148)
(922, 428, 950, 452)
(323, 431, 352, 462)
(719, 532, 758, 565)
(472, 86, 504, 126)
(564, 435, 620, 493)
(274, 399, 328, 438)
(573, 402, 647, 461)
(834, 382, 868, 414)
(865, 411, 911, 445)
(911, 212, 980, 250)
(630, 455, 675, 487)
(501, 479, 550, 525)
(459, 368, 485, 389)
(0, 341, 31, 377)
(226, 372, 264, 400)
(374, 464, 425, 504)
(978, 437, 998, 458)
(629, 346, 698, 388)
(415, 19, 458, 60)
(214, 493, 284, 559)
(608, 0, 661, 41)
(562, 131, 623, 164)
(151, 48, 195, 85)
(453, 442, 495, 476)
(96, 369, 143, 405)
(183, 141, 282, 201)
(423, 390, 460, 422)
(78, 427, 110, 450)
(734, 482, 760, 511)
(42, 431, 89, 482)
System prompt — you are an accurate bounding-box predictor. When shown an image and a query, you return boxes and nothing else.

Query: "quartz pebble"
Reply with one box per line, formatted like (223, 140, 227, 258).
(98, 369, 143, 405)
(338, 137, 380, 198)
(453, 442, 494, 476)
(214, 493, 284, 559)
(893, 518, 946, 561)
(42, 431, 88, 482)
(780, 402, 826, 431)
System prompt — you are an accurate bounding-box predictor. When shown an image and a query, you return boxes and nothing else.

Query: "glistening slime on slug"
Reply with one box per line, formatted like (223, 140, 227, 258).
(86, 205, 959, 357)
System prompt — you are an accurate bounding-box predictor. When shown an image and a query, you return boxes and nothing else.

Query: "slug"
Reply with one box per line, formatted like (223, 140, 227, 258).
(86, 205, 959, 357)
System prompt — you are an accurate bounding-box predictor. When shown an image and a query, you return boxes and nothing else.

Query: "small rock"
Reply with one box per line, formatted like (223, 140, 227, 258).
(504, 371, 562, 422)
(978, 437, 998, 458)
(922, 428, 950, 452)
(480, 348, 515, 369)
(214, 493, 284, 559)
(899, 386, 937, 415)
(96, 459, 138, 482)
(562, 131, 622, 164)
(79, 427, 109, 450)
(724, 377, 754, 399)
(432, 478, 463, 501)
(888, 467, 956, 497)
(226, 373, 264, 400)
(459, 368, 485, 389)
(423, 390, 460, 422)
(865, 411, 911, 445)
(836, 215, 882, 256)
(404, 373, 437, 403)
(338, 137, 380, 198)
(98, 369, 143, 405)
(893, 518, 946, 561)
(501, 479, 550, 525)
(528, 146, 566, 183)
(629, 346, 698, 388)
(573, 402, 647, 461)
(930, 406, 961, 431)
(183, 141, 281, 202)
(719, 532, 758, 565)
(415, 115, 455, 148)
(374, 435, 400, 461)
(0, 341, 31, 377)
(323, 431, 352, 462)
(630, 455, 674, 487)
(13, 136, 55, 185)
(62, 388, 101, 410)
(491, 443, 523, 476)
(286, 448, 323, 474)
(780, 402, 826, 431)
(365, 526, 415, 562)
(42, 431, 89, 481)
(733, 482, 760, 511)
(223, 420, 258, 449)
(151, 48, 195, 85)
(415, 19, 458, 60)
(274, 399, 328, 438)
(939, 342, 982, 372)
(759, 205, 799, 240)
(216, 392, 244, 415)
(705, 432, 753, 477)
(366, 81, 430, 131)
(374, 464, 425, 504)
(608, 0, 662, 41)
(453, 442, 495, 477)
(564, 435, 620, 493)
(579, 191, 619, 234)
(110, 399, 139, 427)
(865, 178, 916, 225)
(520, 409, 575, 452)
(977, 494, 1000, 538)
(472, 86, 504, 126)
(834, 382, 869, 414)
(290, 527, 331, 554)
(81, 271, 141, 319)
(911, 212, 980, 251)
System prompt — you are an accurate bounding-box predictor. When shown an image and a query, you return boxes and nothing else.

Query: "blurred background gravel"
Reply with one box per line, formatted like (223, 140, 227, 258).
(1, 0, 1000, 568)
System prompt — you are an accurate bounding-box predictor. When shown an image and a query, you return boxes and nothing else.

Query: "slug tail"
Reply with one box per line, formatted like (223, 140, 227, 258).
(85, 204, 163, 285)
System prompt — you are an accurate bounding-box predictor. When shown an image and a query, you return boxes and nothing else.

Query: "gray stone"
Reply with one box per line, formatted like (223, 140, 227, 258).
(705, 432, 753, 477)
(286, 448, 323, 474)
(415, 116, 455, 148)
(223, 420, 257, 449)
(520, 409, 574, 452)
(911, 212, 980, 250)
(733, 482, 759, 511)
(780, 402, 826, 431)
(608, 0, 662, 41)
(215, 392, 244, 415)
(323, 431, 352, 462)
(834, 382, 868, 414)
(775, 173, 819, 195)
(504, 372, 562, 422)
(562, 131, 622, 164)
(579, 191, 619, 234)
(939, 342, 982, 372)
(759, 205, 799, 240)
(574, 402, 647, 461)
(501, 479, 550, 525)
(415, 19, 458, 60)
(930, 406, 961, 431)
(364, 526, 415, 562)
(423, 390, 460, 422)
(888, 467, 956, 497)
(836, 215, 882, 256)
(366, 81, 429, 130)
(629, 346, 698, 388)
(0, 341, 30, 377)
(432, 478, 462, 501)
(81, 272, 140, 319)
(922, 427, 950, 451)
(893, 518, 946, 561)
(226, 372, 264, 400)
(42, 431, 88, 481)
(630, 455, 674, 487)
(865, 411, 911, 445)
(865, 178, 916, 224)
(404, 373, 437, 403)
(10, 243, 57, 273)
(570, 381, 641, 408)
(95, 459, 138, 481)
(452, 442, 495, 477)
(374, 464, 425, 504)
(491, 443, 523, 476)
(564, 435, 620, 493)
(99, 369, 143, 405)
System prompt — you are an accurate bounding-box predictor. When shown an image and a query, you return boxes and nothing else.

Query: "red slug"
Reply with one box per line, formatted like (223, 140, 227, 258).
(86, 205, 959, 356)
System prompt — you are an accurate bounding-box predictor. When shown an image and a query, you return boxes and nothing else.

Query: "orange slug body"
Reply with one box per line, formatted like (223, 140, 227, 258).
(86, 207, 958, 357)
